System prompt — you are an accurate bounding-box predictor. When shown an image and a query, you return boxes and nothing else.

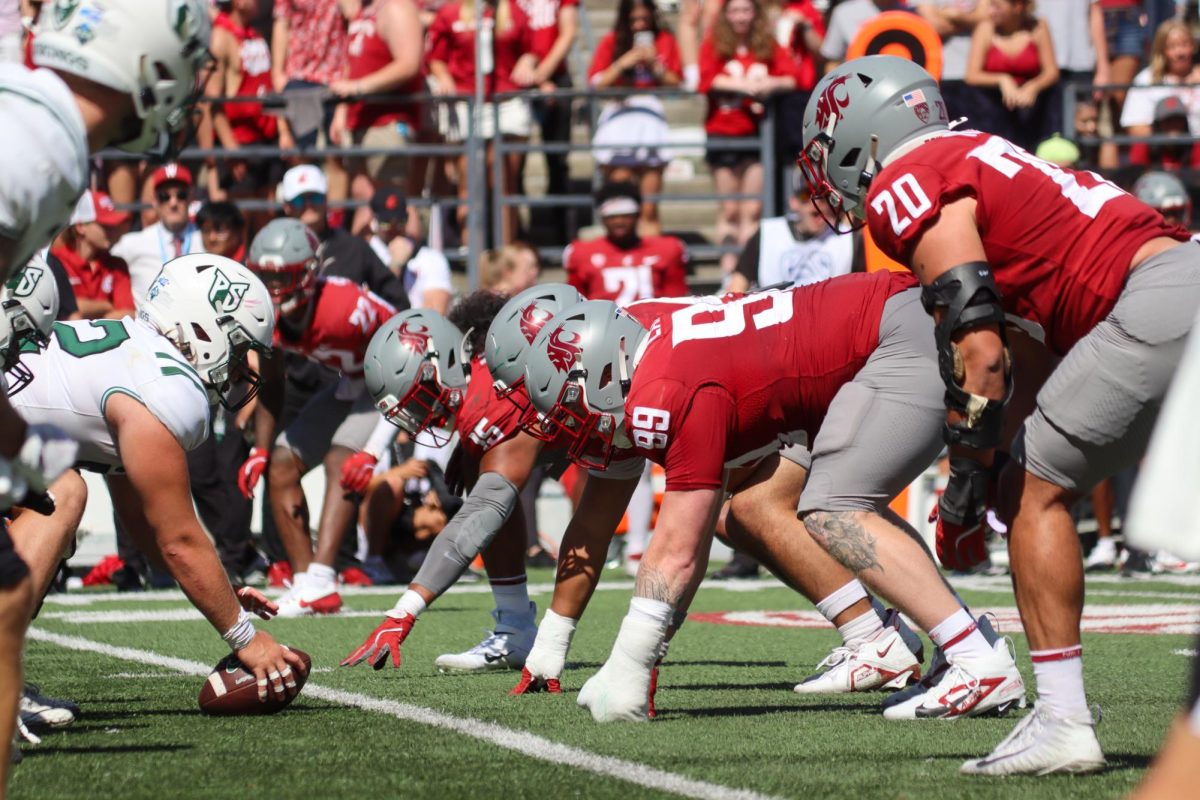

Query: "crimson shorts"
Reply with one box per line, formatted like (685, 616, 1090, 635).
(1013, 243, 1200, 492)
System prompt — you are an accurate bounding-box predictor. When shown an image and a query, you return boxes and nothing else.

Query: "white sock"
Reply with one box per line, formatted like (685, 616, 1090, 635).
(930, 608, 992, 659)
(815, 579, 869, 623)
(490, 575, 531, 619)
(629, 597, 673, 627)
(837, 609, 885, 646)
(307, 562, 337, 587)
(1031, 646, 1088, 718)
(390, 590, 427, 620)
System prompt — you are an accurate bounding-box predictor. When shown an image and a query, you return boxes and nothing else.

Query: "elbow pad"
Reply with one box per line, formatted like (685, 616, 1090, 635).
(920, 262, 1013, 450)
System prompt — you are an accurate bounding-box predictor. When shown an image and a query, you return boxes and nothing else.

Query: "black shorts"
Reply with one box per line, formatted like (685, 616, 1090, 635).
(0, 522, 29, 588)
(704, 138, 760, 170)
(1189, 631, 1200, 710)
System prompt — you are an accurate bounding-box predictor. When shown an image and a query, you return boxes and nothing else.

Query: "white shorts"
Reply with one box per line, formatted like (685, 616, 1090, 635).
(440, 97, 532, 142)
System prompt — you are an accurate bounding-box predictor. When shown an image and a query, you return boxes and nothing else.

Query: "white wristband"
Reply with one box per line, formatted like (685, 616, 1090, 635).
(221, 610, 256, 651)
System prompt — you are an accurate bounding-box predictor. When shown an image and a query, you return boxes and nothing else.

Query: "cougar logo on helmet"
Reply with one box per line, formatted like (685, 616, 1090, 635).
(396, 321, 431, 353)
(519, 303, 553, 344)
(546, 325, 583, 373)
(208, 269, 250, 314)
(814, 74, 852, 131)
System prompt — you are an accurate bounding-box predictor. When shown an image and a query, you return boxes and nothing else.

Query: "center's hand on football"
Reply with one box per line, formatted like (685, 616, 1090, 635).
(237, 631, 308, 702)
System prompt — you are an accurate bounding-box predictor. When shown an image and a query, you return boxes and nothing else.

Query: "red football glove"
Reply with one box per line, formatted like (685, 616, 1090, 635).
(237, 447, 269, 499)
(340, 613, 415, 670)
(236, 586, 279, 620)
(340, 451, 378, 495)
(930, 505, 990, 572)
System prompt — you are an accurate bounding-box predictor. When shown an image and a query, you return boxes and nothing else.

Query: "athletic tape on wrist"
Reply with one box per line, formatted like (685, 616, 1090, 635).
(221, 610, 256, 651)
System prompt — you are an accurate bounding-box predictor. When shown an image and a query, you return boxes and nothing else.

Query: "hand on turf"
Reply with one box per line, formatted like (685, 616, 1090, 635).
(930, 505, 990, 572)
(340, 451, 378, 495)
(237, 631, 308, 702)
(236, 586, 279, 620)
(340, 613, 415, 670)
(237, 448, 269, 499)
(577, 658, 652, 722)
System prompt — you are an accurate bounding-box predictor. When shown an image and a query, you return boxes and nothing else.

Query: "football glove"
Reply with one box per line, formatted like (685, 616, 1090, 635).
(930, 505, 990, 572)
(340, 613, 415, 670)
(339, 451, 378, 495)
(237, 447, 269, 499)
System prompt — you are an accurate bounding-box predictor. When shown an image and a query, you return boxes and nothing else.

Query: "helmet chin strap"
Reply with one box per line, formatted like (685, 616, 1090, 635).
(857, 134, 881, 194)
(617, 336, 632, 397)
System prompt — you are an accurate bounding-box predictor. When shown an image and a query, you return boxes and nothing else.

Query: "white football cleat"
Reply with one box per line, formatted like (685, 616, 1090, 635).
(961, 704, 1105, 776)
(19, 687, 76, 731)
(275, 573, 342, 617)
(794, 625, 921, 694)
(1083, 538, 1118, 572)
(884, 638, 1025, 720)
(435, 604, 537, 673)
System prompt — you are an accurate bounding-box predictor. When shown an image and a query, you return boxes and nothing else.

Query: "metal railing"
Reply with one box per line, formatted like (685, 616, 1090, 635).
(96, 84, 783, 287)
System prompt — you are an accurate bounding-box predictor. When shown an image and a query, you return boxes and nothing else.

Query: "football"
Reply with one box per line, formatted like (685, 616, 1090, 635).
(198, 648, 311, 716)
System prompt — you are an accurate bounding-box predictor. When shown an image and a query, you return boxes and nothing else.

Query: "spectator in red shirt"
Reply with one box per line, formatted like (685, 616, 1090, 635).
(698, 0, 797, 274)
(203, 0, 282, 228)
(514, 0, 578, 237)
(428, 0, 538, 243)
(51, 191, 135, 321)
(589, 0, 683, 237)
(271, 0, 351, 213)
(329, 0, 425, 236)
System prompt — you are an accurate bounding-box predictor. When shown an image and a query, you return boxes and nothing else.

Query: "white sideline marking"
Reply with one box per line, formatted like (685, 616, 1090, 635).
(29, 628, 783, 800)
(1173, 649, 1198, 657)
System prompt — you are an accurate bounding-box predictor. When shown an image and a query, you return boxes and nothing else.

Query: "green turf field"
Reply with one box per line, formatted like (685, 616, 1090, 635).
(12, 570, 1199, 800)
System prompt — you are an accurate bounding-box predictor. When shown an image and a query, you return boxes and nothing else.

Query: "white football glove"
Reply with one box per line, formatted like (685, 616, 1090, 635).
(523, 609, 577, 681)
(578, 613, 665, 723)
(14, 424, 77, 495)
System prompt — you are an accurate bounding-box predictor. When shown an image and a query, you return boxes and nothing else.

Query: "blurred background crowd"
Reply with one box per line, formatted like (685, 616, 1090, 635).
(12, 0, 1200, 590)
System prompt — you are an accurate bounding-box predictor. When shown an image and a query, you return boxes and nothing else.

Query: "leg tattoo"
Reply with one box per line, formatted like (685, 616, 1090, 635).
(804, 511, 884, 574)
(635, 564, 682, 607)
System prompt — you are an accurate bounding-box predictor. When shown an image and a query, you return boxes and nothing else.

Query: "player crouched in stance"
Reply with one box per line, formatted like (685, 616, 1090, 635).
(9, 255, 307, 715)
(342, 287, 584, 674)
(239, 219, 398, 616)
(799, 55, 1200, 774)
(521, 277, 1025, 723)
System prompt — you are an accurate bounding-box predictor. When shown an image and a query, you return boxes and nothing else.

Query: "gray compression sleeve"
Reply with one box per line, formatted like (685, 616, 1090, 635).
(411, 471, 520, 598)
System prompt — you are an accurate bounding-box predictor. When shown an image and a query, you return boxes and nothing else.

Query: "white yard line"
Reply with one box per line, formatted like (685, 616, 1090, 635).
(28, 628, 783, 800)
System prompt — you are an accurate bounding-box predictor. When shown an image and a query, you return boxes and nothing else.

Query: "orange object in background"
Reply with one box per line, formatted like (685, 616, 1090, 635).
(847, 11, 944, 81)
(864, 226, 910, 273)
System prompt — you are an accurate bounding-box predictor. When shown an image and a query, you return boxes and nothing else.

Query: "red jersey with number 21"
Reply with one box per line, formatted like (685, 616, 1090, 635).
(866, 131, 1189, 356)
(274, 276, 396, 377)
(621, 271, 917, 490)
(564, 235, 690, 304)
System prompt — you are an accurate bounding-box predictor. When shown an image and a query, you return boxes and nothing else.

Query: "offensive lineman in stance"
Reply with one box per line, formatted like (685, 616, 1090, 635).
(799, 55, 1200, 774)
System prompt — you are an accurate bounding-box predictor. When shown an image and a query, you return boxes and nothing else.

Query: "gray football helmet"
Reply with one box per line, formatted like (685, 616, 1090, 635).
(1133, 171, 1192, 227)
(522, 300, 648, 469)
(364, 309, 470, 446)
(484, 282, 583, 400)
(247, 218, 321, 314)
(799, 55, 948, 229)
(1, 253, 61, 395)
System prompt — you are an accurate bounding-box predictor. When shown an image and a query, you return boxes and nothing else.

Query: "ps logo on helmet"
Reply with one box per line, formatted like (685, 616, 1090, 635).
(6, 266, 42, 298)
(51, 0, 81, 28)
(814, 74, 852, 131)
(208, 269, 249, 314)
(518, 303, 552, 344)
(546, 325, 583, 374)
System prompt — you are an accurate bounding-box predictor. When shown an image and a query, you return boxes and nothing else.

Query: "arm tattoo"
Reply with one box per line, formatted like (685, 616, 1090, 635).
(805, 511, 884, 574)
(635, 564, 682, 607)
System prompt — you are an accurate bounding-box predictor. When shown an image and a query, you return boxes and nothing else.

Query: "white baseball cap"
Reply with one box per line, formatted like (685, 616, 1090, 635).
(280, 165, 329, 202)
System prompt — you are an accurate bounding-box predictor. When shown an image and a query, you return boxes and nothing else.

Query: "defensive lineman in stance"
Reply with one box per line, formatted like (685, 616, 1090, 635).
(799, 55, 1200, 774)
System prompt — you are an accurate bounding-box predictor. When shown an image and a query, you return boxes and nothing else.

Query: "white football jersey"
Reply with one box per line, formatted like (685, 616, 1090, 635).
(12, 318, 211, 472)
(0, 64, 89, 271)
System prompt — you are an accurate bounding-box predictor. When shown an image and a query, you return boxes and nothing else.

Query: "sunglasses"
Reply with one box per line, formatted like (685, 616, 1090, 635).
(287, 193, 326, 210)
(156, 188, 189, 203)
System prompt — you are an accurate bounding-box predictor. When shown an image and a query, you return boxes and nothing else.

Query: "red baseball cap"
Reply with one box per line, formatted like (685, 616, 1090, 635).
(70, 190, 131, 227)
(151, 163, 194, 189)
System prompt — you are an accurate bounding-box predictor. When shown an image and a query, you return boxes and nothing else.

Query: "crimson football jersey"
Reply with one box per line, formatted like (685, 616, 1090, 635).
(618, 271, 917, 490)
(456, 356, 527, 460)
(564, 235, 690, 305)
(274, 276, 396, 377)
(866, 131, 1189, 355)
